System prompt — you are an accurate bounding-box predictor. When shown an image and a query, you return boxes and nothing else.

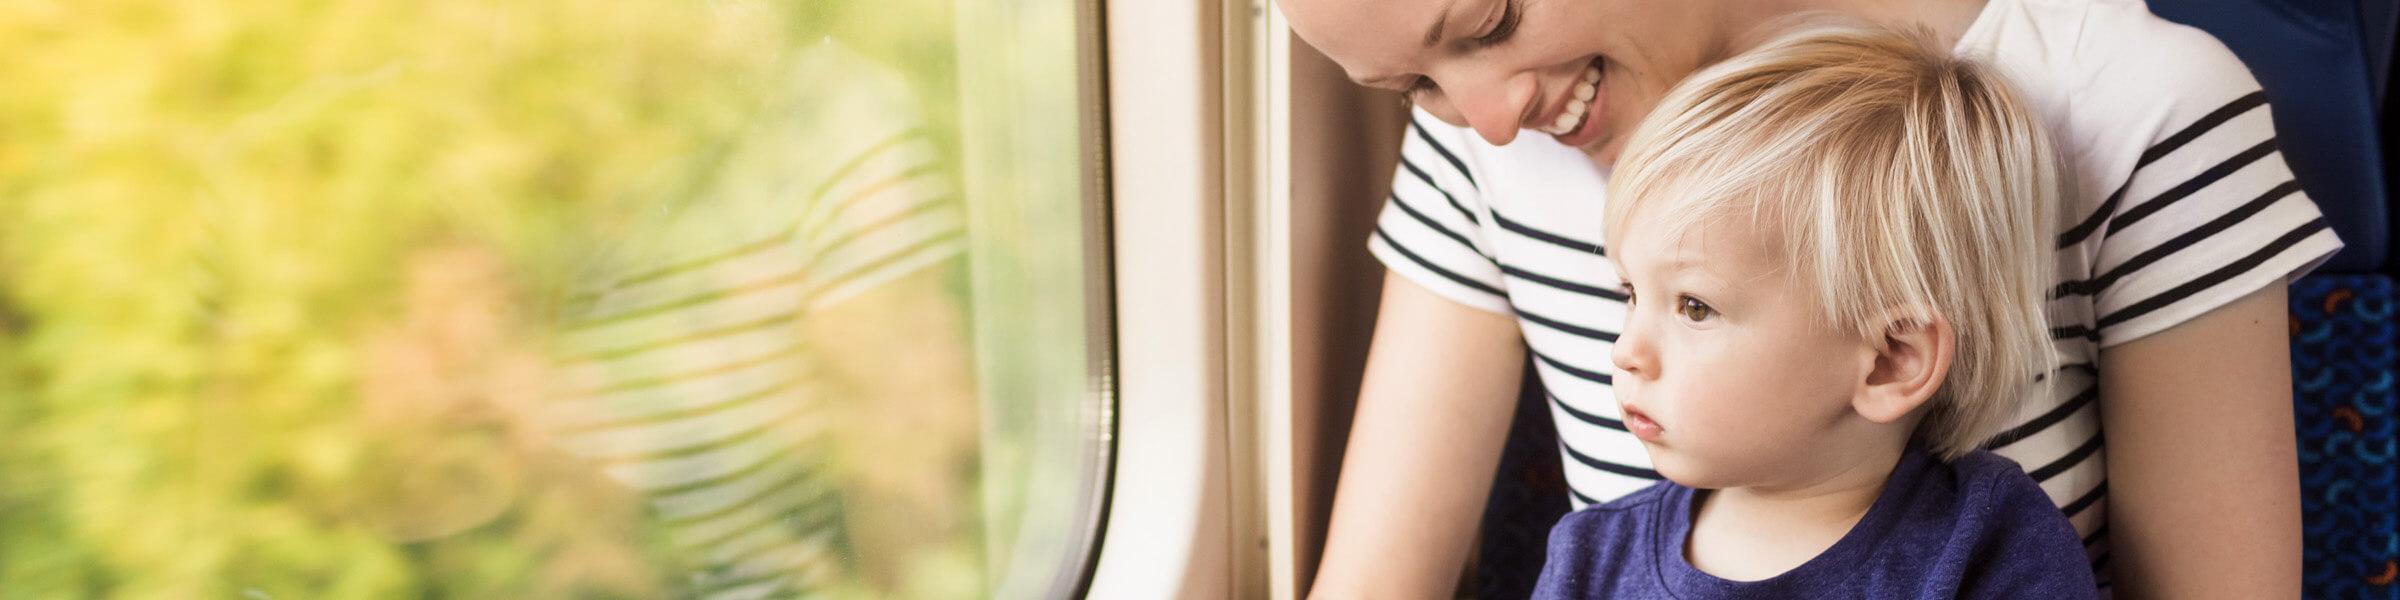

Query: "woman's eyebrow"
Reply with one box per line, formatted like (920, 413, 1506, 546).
(1421, 0, 1460, 47)
(1345, 0, 1468, 89)
(1349, 72, 1412, 90)
(1348, 74, 1387, 88)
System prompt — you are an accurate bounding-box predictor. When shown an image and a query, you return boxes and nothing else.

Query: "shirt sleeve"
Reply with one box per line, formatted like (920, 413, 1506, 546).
(1366, 109, 1512, 315)
(796, 130, 965, 312)
(778, 45, 966, 313)
(2069, 33, 2343, 347)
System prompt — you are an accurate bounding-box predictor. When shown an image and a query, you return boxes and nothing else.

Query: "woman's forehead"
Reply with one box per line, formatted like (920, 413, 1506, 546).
(1281, 0, 1455, 82)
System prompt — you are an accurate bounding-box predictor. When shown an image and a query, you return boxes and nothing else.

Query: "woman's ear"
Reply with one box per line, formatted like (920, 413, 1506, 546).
(1854, 313, 1954, 424)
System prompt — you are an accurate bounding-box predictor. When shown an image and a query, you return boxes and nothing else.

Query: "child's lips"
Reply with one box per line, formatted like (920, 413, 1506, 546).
(1624, 407, 1664, 442)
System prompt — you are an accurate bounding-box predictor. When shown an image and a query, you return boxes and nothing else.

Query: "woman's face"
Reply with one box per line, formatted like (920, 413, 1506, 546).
(1281, 0, 1732, 164)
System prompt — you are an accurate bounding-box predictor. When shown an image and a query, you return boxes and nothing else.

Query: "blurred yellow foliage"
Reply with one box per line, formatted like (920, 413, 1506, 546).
(0, 0, 972, 597)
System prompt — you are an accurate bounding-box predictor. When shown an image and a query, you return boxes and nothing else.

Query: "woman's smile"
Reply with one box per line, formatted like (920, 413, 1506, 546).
(1537, 58, 1611, 147)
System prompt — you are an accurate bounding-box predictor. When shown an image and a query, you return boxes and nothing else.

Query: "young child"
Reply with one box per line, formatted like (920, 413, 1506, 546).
(1531, 22, 2097, 599)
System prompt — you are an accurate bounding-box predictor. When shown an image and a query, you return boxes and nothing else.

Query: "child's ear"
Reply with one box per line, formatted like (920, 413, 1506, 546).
(1854, 313, 1955, 424)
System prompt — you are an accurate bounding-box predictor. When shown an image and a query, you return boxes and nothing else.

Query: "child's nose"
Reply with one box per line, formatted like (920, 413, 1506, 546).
(1610, 326, 1654, 380)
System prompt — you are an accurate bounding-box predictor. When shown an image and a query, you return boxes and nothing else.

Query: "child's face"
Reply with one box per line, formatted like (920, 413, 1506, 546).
(1608, 208, 1887, 490)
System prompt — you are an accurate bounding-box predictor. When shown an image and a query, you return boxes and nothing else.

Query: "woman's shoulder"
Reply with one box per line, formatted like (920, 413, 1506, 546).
(1982, 0, 2261, 117)
(1971, 0, 2276, 207)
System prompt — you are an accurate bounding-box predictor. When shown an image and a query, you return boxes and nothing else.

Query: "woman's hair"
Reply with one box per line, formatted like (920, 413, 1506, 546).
(1602, 19, 2060, 461)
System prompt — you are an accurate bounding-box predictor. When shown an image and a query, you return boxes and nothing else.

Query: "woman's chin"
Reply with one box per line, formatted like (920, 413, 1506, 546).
(1583, 134, 1627, 170)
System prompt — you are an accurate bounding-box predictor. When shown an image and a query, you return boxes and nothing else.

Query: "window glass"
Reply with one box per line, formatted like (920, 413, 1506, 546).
(0, 0, 1107, 598)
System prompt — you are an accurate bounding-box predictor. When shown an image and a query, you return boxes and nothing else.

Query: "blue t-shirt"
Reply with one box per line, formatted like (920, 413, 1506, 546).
(1532, 445, 2097, 599)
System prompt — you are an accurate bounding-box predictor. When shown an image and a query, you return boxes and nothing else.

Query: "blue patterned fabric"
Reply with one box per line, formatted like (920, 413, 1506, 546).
(2291, 274, 2400, 599)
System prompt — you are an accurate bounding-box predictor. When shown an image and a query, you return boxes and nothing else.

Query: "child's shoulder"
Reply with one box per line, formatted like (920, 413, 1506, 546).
(1577, 480, 1678, 514)
(1931, 449, 2087, 551)
(1923, 453, 2101, 596)
(1945, 448, 2030, 479)
(1550, 481, 1679, 540)
(1942, 449, 2054, 505)
(1535, 481, 1682, 598)
(1862, 449, 2098, 597)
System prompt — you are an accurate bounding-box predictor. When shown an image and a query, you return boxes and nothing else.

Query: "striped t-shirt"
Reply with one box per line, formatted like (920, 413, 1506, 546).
(545, 44, 965, 600)
(1368, 0, 2341, 584)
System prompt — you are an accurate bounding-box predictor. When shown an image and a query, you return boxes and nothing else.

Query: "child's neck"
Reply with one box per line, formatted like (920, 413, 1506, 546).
(1684, 445, 1907, 581)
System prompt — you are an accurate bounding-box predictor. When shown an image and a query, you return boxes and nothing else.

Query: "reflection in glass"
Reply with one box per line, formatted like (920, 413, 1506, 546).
(549, 42, 973, 598)
(0, 0, 1103, 598)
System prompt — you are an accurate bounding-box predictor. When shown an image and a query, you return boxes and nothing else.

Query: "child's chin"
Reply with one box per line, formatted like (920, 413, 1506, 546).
(1646, 454, 1729, 489)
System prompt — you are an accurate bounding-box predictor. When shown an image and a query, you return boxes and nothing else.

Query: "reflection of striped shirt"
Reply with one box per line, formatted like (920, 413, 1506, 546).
(1372, 0, 2338, 588)
(547, 46, 964, 600)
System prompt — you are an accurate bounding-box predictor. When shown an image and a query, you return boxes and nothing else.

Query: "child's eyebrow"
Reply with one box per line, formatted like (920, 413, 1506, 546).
(1653, 257, 1745, 292)
(1633, 255, 1705, 277)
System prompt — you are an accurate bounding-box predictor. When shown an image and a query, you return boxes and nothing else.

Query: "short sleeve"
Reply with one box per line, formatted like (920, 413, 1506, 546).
(542, 43, 944, 597)
(552, 44, 963, 351)
(1367, 110, 1512, 314)
(795, 131, 964, 312)
(2069, 30, 2342, 347)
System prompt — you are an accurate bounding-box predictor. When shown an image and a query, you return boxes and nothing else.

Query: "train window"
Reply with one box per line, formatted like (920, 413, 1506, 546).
(0, 0, 1110, 597)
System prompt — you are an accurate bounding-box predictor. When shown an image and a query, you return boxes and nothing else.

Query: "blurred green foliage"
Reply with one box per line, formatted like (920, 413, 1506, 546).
(0, 0, 998, 597)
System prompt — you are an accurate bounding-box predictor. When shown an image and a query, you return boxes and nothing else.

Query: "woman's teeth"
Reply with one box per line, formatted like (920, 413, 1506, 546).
(1541, 65, 1605, 135)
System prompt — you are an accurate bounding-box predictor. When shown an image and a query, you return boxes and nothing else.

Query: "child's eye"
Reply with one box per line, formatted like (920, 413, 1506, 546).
(1676, 296, 1715, 322)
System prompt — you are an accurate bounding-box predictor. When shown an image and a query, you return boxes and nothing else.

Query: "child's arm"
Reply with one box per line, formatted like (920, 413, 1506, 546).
(2096, 283, 2303, 599)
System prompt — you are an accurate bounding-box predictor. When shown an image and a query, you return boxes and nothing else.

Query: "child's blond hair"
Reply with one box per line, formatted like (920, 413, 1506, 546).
(1602, 20, 2060, 461)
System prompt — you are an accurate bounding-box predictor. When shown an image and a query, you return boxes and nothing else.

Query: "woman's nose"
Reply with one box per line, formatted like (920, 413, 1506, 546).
(1437, 69, 1537, 146)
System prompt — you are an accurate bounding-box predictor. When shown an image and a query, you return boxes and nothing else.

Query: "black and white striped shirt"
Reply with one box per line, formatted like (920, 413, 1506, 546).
(1368, 0, 2340, 582)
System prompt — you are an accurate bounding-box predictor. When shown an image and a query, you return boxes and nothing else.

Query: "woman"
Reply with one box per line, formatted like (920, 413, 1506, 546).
(1279, 0, 2341, 597)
